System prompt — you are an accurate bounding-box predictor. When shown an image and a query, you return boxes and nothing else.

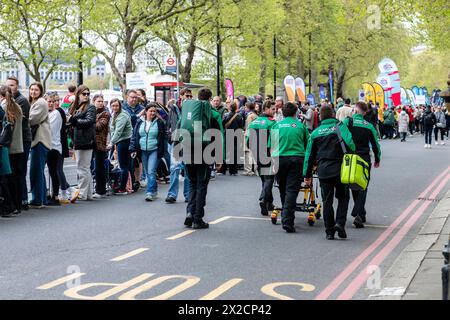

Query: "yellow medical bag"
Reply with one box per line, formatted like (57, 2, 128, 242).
(340, 154, 369, 191)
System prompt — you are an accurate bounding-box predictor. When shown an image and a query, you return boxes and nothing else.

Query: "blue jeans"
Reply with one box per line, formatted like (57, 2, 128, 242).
(142, 149, 159, 195)
(164, 138, 171, 171)
(168, 161, 190, 200)
(116, 139, 130, 190)
(30, 142, 49, 205)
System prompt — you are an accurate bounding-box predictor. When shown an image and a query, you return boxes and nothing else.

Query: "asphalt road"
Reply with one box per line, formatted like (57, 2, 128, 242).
(1, 133, 449, 300)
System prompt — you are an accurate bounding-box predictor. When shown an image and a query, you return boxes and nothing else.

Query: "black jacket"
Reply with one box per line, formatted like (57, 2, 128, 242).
(14, 91, 32, 143)
(56, 107, 69, 157)
(222, 111, 244, 130)
(421, 110, 436, 129)
(69, 104, 96, 150)
(166, 104, 181, 142)
(345, 116, 381, 164)
(129, 118, 165, 159)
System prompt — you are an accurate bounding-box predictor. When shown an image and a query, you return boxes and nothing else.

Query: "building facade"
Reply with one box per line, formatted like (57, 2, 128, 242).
(0, 56, 106, 89)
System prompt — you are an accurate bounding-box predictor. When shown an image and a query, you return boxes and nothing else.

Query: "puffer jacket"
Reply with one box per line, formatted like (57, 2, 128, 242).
(129, 118, 165, 159)
(69, 104, 96, 150)
(398, 111, 409, 133)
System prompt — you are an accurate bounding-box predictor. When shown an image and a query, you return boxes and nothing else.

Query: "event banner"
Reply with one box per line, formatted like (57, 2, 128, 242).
(307, 93, 316, 105)
(224, 78, 234, 101)
(295, 77, 306, 102)
(319, 85, 326, 100)
(377, 57, 401, 106)
(400, 87, 409, 105)
(284, 75, 296, 102)
(362, 82, 375, 103)
(406, 89, 416, 106)
(377, 74, 392, 107)
(329, 70, 334, 103)
(372, 82, 385, 109)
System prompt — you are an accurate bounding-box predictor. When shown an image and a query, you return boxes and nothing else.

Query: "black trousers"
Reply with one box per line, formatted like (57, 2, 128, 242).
(320, 176, 350, 234)
(408, 122, 414, 135)
(47, 150, 62, 198)
(94, 149, 107, 195)
(434, 127, 445, 141)
(351, 162, 371, 219)
(7, 153, 24, 212)
(186, 164, 211, 223)
(425, 127, 433, 144)
(384, 124, 394, 139)
(258, 165, 274, 208)
(400, 132, 407, 141)
(58, 156, 70, 191)
(276, 156, 303, 227)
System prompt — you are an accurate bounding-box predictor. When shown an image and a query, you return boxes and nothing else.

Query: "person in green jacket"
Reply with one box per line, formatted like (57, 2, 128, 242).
(246, 100, 277, 216)
(303, 105, 355, 240)
(107, 99, 133, 195)
(383, 107, 395, 139)
(270, 102, 310, 233)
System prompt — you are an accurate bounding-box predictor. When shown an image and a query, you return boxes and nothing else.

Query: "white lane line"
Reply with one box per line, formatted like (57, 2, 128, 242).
(229, 216, 271, 221)
(209, 216, 231, 225)
(166, 230, 196, 240)
(110, 248, 149, 262)
(363, 224, 390, 229)
(37, 273, 86, 290)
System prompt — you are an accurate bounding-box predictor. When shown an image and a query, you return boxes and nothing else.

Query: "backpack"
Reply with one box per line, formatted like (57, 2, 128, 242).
(383, 111, 394, 126)
(179, 100, 212, 144)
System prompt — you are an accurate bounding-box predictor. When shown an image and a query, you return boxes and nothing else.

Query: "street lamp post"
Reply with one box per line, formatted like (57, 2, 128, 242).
(77, 0, 83, 86)
(273, 34, 277, 98)
(216, 29, 221, 97)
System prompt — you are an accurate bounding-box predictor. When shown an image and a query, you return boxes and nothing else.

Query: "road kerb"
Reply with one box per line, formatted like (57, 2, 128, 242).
(368, 189, 450, 300)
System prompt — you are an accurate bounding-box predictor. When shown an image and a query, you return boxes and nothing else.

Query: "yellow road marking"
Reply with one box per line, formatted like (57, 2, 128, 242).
(110, 248, 149, 262)
(261, 282, 315, 300)
(199, 278, 244, 300)
(209, 216, 231, 225)
(118, 275, 201, 300)
(37, 273, 85, 290)
(166, 230, 196, 240)
(64, 273, 154, 300)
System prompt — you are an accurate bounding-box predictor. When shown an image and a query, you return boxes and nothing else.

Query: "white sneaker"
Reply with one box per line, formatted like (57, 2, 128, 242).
(428, 144, 432, 149)
(435, 142, 438, 145)
(92, 193, 106, 199)
(140, 180, 147, 188)
(441, 142, 445, 145)
(424, 144, 428, 148)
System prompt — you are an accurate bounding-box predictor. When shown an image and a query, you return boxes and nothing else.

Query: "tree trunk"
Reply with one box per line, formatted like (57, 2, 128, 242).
(335, 63, 346, 99)
(218, 40, 226, 100)
(296, 54, 305, 79)
(258, 43, 267, 96)
(181, 28, 198, 83)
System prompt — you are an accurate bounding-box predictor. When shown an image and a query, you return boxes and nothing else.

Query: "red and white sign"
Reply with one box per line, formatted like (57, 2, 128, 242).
(165, 56, 177, 68)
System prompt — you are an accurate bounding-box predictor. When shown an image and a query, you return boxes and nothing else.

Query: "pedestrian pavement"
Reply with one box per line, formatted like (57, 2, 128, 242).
(369, 189, 450, 300)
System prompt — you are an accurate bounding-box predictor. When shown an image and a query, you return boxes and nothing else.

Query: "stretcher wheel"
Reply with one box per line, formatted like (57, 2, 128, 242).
(271, 209, 280, 225)
(315, 204, 322, 219)
(307, 213, 315, 226)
